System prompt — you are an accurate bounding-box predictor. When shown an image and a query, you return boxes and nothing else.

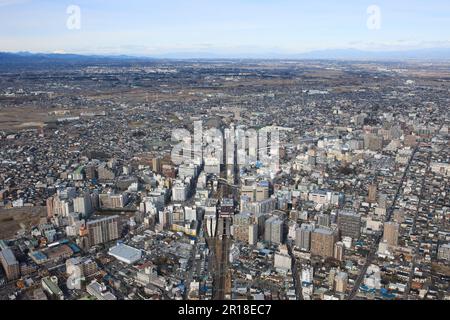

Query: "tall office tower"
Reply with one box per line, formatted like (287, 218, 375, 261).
(368, 184, 377, 203)
(158, 209, 172, 229)
(249, 224, 258, 245)
(204, 199, 218, 238)
(152, 158, 162, 173)
(271, 219, 284, 245)
(383, 222, 399, 246)
(328, 268, 337, 290)
(0, 248, 20, 281)
(47, 196, 73, 218)
(311, 228, 338, 258)
(185, 206, 198, 222)
(264, 216, 284, 245)
(233, 212, 253, 243)
(172, 183, 188, 202)
(74, 193, 93, 216)
(295, 223, 314, 251)
(205, 214, 218, 238)
(337, 210, 361, 239)
(317, 213, 331, 228)
(264, 216, 275, 242)
(334, 241, 345, 261)
(335, 272, 348, 293)
(86, 215, 120, 246)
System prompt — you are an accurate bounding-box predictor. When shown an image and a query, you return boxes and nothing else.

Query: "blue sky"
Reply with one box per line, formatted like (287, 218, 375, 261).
(0, 0, 449, 55)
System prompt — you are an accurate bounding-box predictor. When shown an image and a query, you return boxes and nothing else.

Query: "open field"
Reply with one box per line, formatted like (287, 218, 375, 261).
(0, 107, 50, 131)
(0, 206, 46, 239)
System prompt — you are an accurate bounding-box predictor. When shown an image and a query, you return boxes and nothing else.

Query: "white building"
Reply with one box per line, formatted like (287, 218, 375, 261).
(108, 243, 142, 264)
(86, 280, 117, 300)
(301, 265, 314, 285)
(172, 183, 188, 202)
(274, 246, 291, 272)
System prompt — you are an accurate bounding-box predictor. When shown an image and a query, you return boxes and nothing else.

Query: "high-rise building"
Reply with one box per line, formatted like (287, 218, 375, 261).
(264, 216, 284, 245)
(337, 210, 361, 239)
(204, 199, 218, 238)
(74, 193, 93, 216)
(86, 216, 120, 246)
(46, 196, 73, 218)
(152, 158, 162, 173)
(158, 209, 172, 229)
(249, 224, 258, 245)
(295, 223, 314, 251)
(311, 228, 338, 258)
(172, 183, 188, 202)
(334, 241, 345, 261)
(0, 248, 20, 281)
(328, 268, 337, 289)
(335, 272, 348, 293)
(383, 222, 399, 246)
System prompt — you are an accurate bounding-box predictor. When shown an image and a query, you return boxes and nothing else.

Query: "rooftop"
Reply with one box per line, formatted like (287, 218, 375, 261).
(0, 248, 18, 266)
(108, 243, 142, 264)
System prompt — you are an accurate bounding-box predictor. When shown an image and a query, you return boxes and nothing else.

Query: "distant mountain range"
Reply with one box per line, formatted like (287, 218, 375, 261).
(0, 52, 153, 65)
(152, 48, 450, 60)
(1, 48, 450, 64)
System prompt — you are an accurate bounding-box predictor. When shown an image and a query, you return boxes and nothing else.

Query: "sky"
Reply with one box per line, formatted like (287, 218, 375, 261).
(0, 0, 450, 55)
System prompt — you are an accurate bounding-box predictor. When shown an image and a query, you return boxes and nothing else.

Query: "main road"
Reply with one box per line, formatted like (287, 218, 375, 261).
(287, 240, 303, 300)
(348, 146, 418, 300)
